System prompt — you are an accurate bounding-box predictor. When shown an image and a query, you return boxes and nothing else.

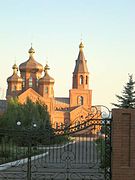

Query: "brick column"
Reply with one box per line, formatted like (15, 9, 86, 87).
(112, 109, 135, 180)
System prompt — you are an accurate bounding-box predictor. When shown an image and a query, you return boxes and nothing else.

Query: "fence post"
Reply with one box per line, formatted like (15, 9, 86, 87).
(112, 109, 135, 180)
(27, 135, 32, 180)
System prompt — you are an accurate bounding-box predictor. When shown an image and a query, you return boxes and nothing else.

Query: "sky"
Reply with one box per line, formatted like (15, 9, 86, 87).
(0, 0, 135, 110)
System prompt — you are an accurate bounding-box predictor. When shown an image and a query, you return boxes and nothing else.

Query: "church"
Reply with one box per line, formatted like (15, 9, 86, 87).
(5, 42, 97, 130)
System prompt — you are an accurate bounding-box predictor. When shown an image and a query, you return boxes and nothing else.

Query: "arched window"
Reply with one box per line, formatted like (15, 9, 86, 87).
(45, 87, 48, 93)
(22, 77, 25, 88)
(77, 96, 83, 105)
(80, 75, 83, 84)
(86, 76, 88, 84)
(36, 78, 39, 86)
(51, 87, 53, 94)
(12, 85, 16, 91)
(29, 77, 33, 87)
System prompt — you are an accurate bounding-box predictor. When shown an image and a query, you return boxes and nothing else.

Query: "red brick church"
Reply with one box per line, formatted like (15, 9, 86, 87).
(5, 42, 100, 131)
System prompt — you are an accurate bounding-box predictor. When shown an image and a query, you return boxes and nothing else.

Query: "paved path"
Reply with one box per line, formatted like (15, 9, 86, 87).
(0, 137, 104, 180)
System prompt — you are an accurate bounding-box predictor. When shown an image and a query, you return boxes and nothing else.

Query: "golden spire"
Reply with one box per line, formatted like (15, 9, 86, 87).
(44, 63, 50, 74)
(12, 63, 18, 74)
(79, 42, 84, 49)
(28, 43, 35, 57)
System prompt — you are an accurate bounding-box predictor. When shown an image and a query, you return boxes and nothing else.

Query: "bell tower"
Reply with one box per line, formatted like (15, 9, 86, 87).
(72, 42, 89, 90)
(69, 42, 92, 108)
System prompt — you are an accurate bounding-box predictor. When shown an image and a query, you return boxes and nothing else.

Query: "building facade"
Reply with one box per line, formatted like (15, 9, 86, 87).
(6, 42, 96, 130)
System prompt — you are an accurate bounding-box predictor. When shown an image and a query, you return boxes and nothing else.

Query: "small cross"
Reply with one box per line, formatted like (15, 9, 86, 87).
(80, 33, 83, 42)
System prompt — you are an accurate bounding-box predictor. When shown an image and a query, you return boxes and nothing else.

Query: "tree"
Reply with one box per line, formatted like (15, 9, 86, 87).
(112, 74, 135, 108)
(0, 98, 54, 133)
(0, 97, 21, 129)
(0, 98, 55, 145)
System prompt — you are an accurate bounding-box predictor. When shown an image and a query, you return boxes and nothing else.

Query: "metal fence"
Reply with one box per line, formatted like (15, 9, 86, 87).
(0, 106, 112, 180)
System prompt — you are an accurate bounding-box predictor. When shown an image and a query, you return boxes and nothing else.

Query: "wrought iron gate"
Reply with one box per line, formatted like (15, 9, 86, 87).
(0, 106, 112, 180)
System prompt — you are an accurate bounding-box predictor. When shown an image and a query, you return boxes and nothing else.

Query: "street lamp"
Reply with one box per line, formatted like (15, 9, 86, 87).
(33, 123, 37, 128)
(16, 121, 21, 126)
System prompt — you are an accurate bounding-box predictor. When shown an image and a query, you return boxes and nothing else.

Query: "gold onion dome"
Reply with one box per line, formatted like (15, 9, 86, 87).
(7, 64, 22, 82)
(12, 63, 18, 70)
(39, 64, 54, 83)
(28, 46, 35, 54)
(19, 46, 43, 72)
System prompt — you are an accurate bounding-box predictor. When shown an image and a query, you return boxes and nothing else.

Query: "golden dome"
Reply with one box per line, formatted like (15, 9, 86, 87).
(39, 64, 54, 84)
(7, 74, 23, 82)
(19, 46, 43, 72)
(12, 63, 18, 73)
(79, 42, 84, 49)
(7, 64, 22, 82)
(28, 47, 35, 54)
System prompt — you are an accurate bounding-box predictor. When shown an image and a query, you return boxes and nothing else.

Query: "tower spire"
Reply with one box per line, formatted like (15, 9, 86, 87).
(70, 42, 92, 108)
(12, 63, 18, 74)
(28, 43, 35, 57)
(73, 42, 88, 74)
(44, 63, 50, 75)
(79, 41, 84, 50)
(72, 42, 89, 89)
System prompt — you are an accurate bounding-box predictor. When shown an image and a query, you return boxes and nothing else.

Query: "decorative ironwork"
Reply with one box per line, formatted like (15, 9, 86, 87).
(0, 105, 112, 180)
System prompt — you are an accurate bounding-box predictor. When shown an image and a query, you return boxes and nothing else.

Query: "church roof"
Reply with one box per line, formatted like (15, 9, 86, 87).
(7, 64, 22, 82)
(55, 97, 69, 104)
(7, 74, 22, 82)
(19, 46, 43, 72)
(39, 64, 54, 83)
(54, 97, 70, 111)
(73, 42, 89, 74)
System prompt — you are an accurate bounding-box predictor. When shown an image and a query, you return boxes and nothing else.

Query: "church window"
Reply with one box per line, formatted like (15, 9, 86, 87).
(45, 87, 48, 93)
(29, 77, 33, 87)
(36, 78, 39, 86)
(86, 76, 88, 84)
(80, 75, 83, 84)
(12, 85, 16, 91)
(51, 87, 53, 94)
(22, 77, 25, 88)
(77, 96, 83, 105)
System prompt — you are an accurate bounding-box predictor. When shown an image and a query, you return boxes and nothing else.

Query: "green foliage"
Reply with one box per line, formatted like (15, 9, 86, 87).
(54, 135, 69, 144)
(0, 98, 55, 145)
(0, 97, 20, 129)
(112, 74, 135, 108)
(95, 137, 106, 168)
(0, 98, 54, 135)
(0, 98, 71, 146)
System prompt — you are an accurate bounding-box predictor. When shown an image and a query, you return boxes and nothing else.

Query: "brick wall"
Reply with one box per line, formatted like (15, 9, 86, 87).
(112, 109, 135, 180)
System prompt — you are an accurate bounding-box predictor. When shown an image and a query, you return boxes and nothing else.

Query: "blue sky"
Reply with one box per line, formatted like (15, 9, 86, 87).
(0, 0, 135, 109)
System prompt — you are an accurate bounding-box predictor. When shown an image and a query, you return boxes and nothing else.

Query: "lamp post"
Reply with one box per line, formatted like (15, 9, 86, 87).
(16, 121, 37, 180)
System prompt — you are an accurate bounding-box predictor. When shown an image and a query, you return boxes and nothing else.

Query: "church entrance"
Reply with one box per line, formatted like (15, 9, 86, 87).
(0, 106, 111, 180)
